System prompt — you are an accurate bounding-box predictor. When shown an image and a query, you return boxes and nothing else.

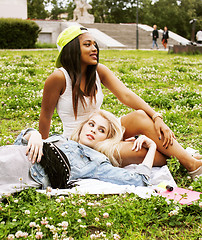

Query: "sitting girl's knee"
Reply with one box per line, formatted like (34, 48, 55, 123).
(135, 110, 148, 120)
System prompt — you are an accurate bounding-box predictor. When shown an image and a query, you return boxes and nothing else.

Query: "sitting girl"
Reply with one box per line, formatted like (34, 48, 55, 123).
(39, 26, 201, 178)
(0, 110, 157, 197)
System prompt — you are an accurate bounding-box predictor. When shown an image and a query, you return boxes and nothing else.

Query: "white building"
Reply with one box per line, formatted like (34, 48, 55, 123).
(0, 0, 27, 19)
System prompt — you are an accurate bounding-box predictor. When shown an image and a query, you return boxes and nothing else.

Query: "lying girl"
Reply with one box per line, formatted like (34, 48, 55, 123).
(0, 110, 157, 197)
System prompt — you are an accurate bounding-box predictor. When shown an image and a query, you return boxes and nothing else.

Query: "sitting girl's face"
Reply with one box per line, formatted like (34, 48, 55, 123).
(79, 114, 109, 148)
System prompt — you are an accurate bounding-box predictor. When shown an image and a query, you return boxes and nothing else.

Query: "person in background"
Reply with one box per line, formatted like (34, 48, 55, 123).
(162, 26, 169, 49)
(39, 26, 201, 179)
(151, 25, 159, 49)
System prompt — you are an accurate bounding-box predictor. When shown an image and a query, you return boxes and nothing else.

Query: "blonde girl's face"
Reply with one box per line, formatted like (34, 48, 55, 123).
(79, 114, 109, 149)
(79, 32, 98, 67)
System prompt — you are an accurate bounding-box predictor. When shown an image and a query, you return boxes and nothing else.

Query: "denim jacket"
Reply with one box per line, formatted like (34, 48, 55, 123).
(14, 129, 151, 189)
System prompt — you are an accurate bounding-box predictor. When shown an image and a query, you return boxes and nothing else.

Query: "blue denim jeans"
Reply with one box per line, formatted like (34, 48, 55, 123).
(152, 40, 159, 48)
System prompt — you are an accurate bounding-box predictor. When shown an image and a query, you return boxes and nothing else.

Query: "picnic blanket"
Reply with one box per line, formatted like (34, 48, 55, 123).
(0, 159, 176, 199)
(37, 165, 177, 199)
(37, 165, 201, 205)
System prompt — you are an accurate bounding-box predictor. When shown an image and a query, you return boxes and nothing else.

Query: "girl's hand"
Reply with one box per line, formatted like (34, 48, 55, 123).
(124, 136, 136, 142)
(26, 131, 43, 164)
(132, 135, 156, 151)
(154, 118, 175, 148)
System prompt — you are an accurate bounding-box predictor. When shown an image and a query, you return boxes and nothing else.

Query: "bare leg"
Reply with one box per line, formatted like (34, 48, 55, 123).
(115, 141, 167, 167)
(120, 110, 202, 172)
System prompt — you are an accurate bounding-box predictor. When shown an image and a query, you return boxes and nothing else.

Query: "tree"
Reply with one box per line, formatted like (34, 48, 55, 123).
(90, 0, 138, 23)
(49, 0, 75, 20)
(27, 0, 200, 39)
(138, 0, 154, 26)
(89, 0, 108, 22)
(66, 1, 75, 20)
(49, 0, 64, 19)
(151, 0, 179, 31)
(142, 0, 201, 39)
(194, 0, 202, 33)
(27, 0, 49, 19)
(177, 0, 202, 39)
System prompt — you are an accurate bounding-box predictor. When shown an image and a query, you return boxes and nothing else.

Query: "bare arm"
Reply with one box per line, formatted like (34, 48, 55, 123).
(133, 135, 157, 169)
(97, 63, 156, 117)
(39, 70, 66, 139)
(97, 63, 175, 147)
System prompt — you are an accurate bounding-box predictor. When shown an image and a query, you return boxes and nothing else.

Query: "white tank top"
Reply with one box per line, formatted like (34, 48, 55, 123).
(56, 67, 104, 138)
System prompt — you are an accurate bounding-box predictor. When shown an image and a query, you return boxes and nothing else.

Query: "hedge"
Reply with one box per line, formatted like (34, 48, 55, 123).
(0, 18, 41, 49)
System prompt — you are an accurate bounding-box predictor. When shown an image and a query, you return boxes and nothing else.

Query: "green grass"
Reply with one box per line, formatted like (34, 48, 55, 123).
(35, 42, 57, 49)
(0, 50, 201, 239)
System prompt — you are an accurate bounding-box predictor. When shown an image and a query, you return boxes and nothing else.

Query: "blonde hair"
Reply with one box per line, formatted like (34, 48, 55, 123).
(70, 110, 124, 166)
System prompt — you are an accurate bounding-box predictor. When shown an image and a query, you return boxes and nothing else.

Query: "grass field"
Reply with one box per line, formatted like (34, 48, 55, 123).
(0, 50, 201, 239)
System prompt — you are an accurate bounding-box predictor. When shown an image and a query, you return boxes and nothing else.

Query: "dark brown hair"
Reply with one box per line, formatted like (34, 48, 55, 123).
(60, 32, 99, 119)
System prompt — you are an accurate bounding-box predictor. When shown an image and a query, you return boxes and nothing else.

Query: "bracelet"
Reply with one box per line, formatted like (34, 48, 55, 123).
(152, 113, 163, 121)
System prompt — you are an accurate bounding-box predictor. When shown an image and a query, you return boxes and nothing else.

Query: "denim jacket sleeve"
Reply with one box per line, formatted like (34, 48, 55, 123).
(14, 128, 51, 190)
(14, 128, 37, 146)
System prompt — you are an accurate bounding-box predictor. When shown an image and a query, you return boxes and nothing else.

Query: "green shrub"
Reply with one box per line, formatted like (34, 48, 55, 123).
(0, 18, 41, 49)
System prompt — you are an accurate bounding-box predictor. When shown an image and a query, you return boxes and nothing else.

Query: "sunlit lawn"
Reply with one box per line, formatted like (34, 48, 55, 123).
(0, 50, 201, 239)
